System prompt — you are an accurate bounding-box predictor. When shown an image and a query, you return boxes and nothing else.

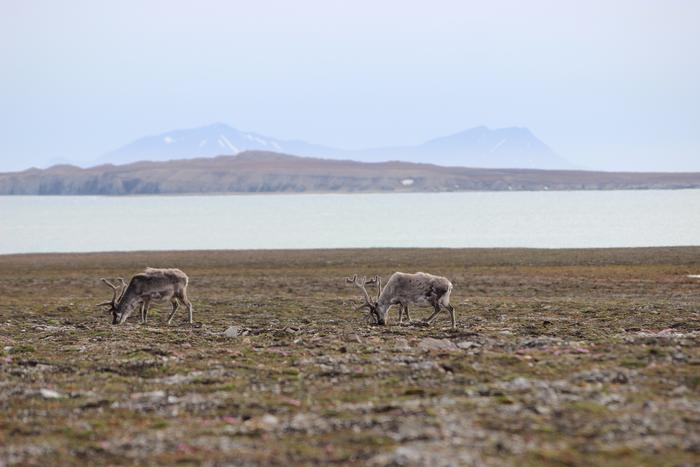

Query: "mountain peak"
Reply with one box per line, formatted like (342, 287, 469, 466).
(202, 122, 233, 131)
(98, 123, 571, 170)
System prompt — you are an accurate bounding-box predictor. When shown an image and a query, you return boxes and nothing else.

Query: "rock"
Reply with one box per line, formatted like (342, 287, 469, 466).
(258, 414, 279, 430)
(39, 388, 62, 399)
(457, 340, 480, 349)
(409, 360, 443, 372)
(611, 372, 629, 384)
(370, 446, 423, 465)
(573, 368, 634, 384)
(595, 393, 624, 406)
(417, 337, 458, 352)
(394, 337, 412, 351)
(520, 336, 563, 348)
(289, 413, 314, 431)
(346, 333, 362, 344)
(671, 385, 689, 396)
(508, 377, 532, 391)
(132, 390, 166, 400)
(672, 351, 687, 362)
(223, 325, 247, 338)
(157, 373, 190, 385)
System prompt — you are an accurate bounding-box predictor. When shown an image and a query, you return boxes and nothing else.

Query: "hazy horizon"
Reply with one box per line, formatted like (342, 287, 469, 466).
(1, 0, 699, 172)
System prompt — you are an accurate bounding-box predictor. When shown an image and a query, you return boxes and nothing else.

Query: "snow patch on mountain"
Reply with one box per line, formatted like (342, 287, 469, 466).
(99, 122, 572, 169)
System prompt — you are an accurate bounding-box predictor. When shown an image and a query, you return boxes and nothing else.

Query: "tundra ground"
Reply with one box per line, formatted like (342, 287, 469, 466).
(1, 248, 699, 466)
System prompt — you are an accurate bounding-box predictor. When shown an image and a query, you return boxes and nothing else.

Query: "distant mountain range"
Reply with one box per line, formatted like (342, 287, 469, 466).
(3, 151, 699, 195)
(99, 123, 571, 170)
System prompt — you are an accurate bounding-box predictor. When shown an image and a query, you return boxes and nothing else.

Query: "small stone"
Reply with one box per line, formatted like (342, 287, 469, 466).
(508, 377, 531, 391)
(417, 337, 458, 352)
(39, 388, 62, 399)
(134, 390, 166, 400)
(671, 385, 689, 396)
(223, 325, 244, 338)
(394, 338, 411, 351)
(457, 340, 480, 349)
(279, 397, 301, 407)
(260, 414, 279, 429)
(409, 360, 442, 371)
(346, 333, 362, 344)
(611, 372, 629, 384)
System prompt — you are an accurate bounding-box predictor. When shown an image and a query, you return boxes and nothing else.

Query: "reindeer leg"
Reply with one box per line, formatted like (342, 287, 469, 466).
(425, 302, 442, 324)
(179, 290, 194, 324)
(141, 298, 150, 324)
(398, 304, 404, 324)
(404, 304, 412, 323)
(446, 304, 456, 329)
(167, 299, 179, 325)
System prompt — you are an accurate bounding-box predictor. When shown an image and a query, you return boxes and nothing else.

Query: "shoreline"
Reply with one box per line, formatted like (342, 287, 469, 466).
(2, 245, 700, 259)
(2, 186, 700, 198)
(2, 246, 699, 267)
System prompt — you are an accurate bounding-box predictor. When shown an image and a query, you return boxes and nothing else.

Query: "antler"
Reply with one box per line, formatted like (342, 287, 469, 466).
(365, 275, 382, 301)
(116, 277, 127, 301)
(97, 278, 122, 307)
(345, 274, 373, 309)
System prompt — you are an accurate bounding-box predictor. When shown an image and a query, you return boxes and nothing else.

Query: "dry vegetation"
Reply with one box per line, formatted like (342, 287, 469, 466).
(3, 151, 700, 194)
(1, 248, 699, 466)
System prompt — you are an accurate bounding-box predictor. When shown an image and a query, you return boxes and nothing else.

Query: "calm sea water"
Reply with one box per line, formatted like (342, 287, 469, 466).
(1, 190, 699, 254)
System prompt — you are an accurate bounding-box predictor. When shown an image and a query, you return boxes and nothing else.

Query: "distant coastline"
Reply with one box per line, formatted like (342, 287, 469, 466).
(2, 150, 700, 195)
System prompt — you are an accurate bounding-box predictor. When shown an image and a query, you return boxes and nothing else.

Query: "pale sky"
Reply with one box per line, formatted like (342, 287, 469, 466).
(1, 0, 699, 172)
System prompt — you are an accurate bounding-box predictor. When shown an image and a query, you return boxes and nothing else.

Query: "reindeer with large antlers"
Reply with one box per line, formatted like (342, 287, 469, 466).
(98, 268, 193, 325)
(346, 275, 383, 324)
(346, 272, 456, 328)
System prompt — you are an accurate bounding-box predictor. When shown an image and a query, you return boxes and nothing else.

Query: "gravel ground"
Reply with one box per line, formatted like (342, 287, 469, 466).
(1, 247, 699, 466)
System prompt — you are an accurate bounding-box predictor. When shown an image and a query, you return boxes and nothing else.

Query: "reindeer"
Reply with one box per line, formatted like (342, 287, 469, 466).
(98, 268, 193, 325)
(346, 272, 456, 328)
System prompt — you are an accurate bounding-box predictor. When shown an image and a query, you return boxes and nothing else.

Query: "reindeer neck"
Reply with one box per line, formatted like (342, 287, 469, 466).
(116, 284, 140, 312)
(377, 291, 391, 308)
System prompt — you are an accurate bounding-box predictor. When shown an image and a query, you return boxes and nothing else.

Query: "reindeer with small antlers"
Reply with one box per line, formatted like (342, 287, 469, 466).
(346, 272, 456, 328)
(98, 268, 193, 325)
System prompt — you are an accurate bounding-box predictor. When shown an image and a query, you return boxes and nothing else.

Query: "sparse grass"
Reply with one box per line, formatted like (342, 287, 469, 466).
(0, 247, 699, 465)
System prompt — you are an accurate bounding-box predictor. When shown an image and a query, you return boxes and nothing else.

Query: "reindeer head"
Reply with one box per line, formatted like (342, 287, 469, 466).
(97, 278, 127, 324)
(346, 274, 384, 324)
